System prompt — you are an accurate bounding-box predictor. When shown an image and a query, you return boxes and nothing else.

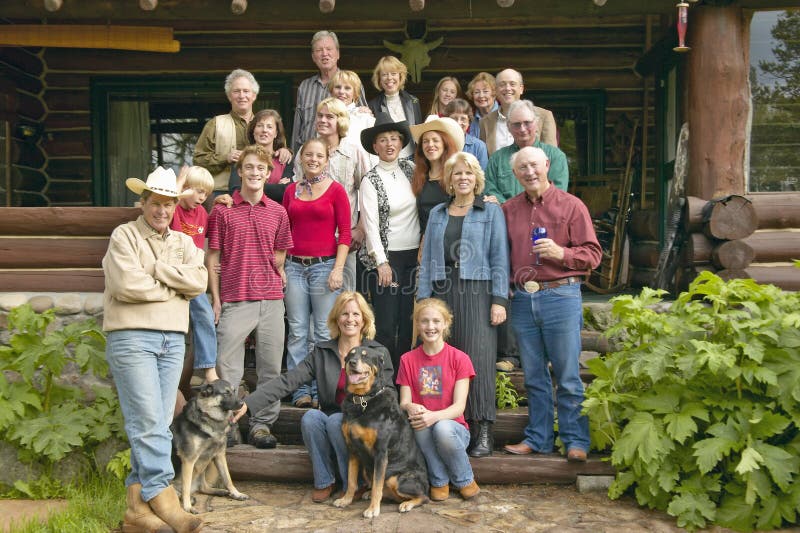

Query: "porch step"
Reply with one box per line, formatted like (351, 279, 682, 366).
(226, 444, 614, 485)
(268, 406, 531, 448)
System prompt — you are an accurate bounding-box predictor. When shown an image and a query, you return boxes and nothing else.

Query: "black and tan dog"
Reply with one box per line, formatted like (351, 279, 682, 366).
(171, 379, 249, 513)
(333, 346, 429, 518)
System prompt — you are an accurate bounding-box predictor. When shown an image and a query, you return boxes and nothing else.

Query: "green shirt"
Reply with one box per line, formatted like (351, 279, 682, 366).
(193, 112, 251, 177)
(484, 142, 569, 203)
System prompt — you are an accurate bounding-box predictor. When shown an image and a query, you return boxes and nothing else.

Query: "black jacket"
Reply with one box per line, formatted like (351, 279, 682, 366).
(368, 90, 424, 152)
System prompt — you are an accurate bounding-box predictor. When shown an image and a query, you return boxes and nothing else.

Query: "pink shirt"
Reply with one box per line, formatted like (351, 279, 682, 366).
(396, 343, 475, 430)
(170, 204, 208, 249)
(206, 190, 293, 302)
(502, 185, 602, 284)
(282, 180, 352, 257)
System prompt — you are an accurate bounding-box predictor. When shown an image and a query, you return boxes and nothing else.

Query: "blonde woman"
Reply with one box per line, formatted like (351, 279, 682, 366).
(428, 76, 461, 117)
(328, 69, 375, 151)
(367, 55, 423, 159)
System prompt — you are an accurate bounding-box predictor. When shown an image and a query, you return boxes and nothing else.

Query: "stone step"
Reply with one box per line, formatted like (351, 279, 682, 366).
(226, 444, 614, 485)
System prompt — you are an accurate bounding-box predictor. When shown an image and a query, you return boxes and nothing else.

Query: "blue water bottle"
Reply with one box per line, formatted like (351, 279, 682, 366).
(532, 226, 547, 265)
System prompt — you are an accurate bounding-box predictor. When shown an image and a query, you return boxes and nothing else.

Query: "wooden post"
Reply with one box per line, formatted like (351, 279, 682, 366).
(231, 0, 247, 15)
(44, 0, 62, 12)
(319, 0, 334, 13)
(410, 0, 425, 11)
(685, 5, 750, 199)
(139, 0, 157, 11)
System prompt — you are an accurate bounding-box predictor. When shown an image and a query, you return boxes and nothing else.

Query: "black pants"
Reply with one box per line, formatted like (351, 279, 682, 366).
(365, 248, 418, 379)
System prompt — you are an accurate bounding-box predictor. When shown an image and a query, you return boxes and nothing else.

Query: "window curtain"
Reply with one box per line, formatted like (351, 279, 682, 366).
(108, 101, 150, 206)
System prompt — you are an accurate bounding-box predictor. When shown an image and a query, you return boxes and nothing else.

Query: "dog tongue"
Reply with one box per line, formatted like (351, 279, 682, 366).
(348, 373, 365, 384)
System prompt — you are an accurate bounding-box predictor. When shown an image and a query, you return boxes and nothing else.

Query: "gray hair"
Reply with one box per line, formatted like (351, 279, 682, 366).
(510, 146, 548, 170)
(507, 99, 539, 123)
(311, 30, 339, 50)
(224, 69, 260, 97)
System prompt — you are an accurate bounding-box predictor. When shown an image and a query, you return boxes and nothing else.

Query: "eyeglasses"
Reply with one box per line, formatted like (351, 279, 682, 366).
(509, 120, 535, 131)
(472, 89, 492, 96)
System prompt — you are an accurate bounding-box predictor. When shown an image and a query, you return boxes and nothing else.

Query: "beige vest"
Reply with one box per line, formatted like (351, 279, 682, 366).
(212, 114, 236, 191)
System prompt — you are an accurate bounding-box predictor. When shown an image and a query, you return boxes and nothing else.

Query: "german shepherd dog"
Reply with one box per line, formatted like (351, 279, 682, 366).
(171, 379, 249, 513)
(333, 347, 429, 518)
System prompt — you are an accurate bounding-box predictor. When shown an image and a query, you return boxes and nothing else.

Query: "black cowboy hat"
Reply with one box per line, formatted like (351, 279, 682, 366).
(360, 112, 412, 156)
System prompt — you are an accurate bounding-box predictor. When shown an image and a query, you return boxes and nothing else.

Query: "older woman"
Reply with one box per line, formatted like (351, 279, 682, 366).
(235, 291, 392, 503)
(367, 56, 423, 159)
(293, 97, 370, 291)
(417, 152, 509, 457)
(283, 137, 352, 408)
(103, 167, 206, 532)
(409, 115, 465, 232)
(428, 76, 461, 117)
(466, 72, 499, 138)
(358, 113, 419, 373)
(227, 109, 293, 203)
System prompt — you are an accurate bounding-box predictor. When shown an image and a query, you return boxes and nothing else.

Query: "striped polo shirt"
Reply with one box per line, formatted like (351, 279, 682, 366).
(207, 190, 293, 303)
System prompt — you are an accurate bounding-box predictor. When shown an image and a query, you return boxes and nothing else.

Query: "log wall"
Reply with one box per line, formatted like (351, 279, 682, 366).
(2, 15, 662, 206)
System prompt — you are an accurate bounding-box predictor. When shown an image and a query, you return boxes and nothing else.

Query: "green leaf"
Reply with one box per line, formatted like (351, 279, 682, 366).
(735, 446, 764, 475)
(664, 411, 698, 444)
(611, 412, 673, 466)
(716, 493, 756, 532)
(753, 441, 798, 490)
(667, 492, 716, 530)
(608, 470, 636, 499)
(743, 468, 772, 506)
(694, 435, 738, 474)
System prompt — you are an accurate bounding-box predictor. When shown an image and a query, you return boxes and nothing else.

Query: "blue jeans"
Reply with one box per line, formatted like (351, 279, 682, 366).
(106, 329, 185, 502)
(414, 420, 473, 489)
(300, 410, 349, 489)
(189, 293, 217, 370)
(510, 283, 590, 453)
(285, 259, 340, 402)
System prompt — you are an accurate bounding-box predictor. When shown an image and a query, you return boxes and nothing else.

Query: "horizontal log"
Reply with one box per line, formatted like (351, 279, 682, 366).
(0, 269, 105, 292)
(0, 237, 109, 268)
(741, 230, 800, 264)
(716, 269, 749, 282)
(747, 193, 800, 229)
(43, 113, 92, 131)
(684, 233, 715, 265)
(41, 130, 92, 158)
(44, 89, 90, 113)
(627, 209, 659, 241)
(0, 47, 45, 77)
(684, 196, 706, 233)
(711, 239, 754, 270)
(628, 240, 659, 268)
(44, 181, 93, 204)
(0, 207, 140, 235)
(581, 330, 612, 354)
(704, 195, 757, 240)
(0, 64, 44, 95)
(745, 265, 800, 291)
(225, 445, 614, 485)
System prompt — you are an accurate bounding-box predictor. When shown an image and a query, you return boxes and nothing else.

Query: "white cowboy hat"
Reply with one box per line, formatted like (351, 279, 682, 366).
(409, 115, 465, 152)
(125, 167, 191, 198)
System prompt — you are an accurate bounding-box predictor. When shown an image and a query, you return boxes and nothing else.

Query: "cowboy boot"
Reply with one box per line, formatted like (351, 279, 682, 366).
(121, 483, 172, 533)
(148, 485, 204, 533)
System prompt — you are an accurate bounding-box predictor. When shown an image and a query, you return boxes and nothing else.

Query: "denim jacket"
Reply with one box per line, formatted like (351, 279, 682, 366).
(418, 197, 509, 305)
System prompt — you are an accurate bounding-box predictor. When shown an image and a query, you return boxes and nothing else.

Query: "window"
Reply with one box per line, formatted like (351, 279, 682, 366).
(749, 9, 800, 192)
(91, 76, 292, 206)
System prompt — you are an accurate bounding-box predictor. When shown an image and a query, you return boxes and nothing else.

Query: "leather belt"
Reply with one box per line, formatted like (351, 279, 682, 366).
(288, 255, 336, 267)
(514, 276, 583, 294)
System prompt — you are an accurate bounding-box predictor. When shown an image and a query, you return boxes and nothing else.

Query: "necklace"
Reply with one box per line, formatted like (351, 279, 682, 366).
(451, 199, 474, 208)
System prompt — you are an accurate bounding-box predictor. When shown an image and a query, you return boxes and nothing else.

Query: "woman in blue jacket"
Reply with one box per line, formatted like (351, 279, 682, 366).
(417, 151, 509, 457)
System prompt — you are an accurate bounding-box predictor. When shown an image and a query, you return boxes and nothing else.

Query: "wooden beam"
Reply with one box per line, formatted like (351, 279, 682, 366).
(0, 269, 105, 292)
(0, 207, 140, 235)
(0, 237, 109, 269)
(0, 25, 180, 53)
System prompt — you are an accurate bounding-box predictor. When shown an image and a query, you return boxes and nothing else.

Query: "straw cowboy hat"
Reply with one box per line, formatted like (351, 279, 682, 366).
(125, 167, 191, 198)
(409, 115, 465, 152)
(360, 112, 412, 156)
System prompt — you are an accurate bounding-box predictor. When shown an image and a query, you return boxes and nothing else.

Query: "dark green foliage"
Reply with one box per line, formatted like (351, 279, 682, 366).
(584, 272, 800, 531)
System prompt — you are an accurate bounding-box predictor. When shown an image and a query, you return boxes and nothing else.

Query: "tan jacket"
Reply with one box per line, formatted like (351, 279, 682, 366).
(102, 216, 208, 333)
(479, 105, 557, 155)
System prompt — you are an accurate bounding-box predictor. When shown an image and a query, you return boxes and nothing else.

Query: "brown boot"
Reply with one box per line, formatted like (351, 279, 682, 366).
(148, 485, 204, 533)
(430, 485, 449, 501)
(459, 480, 480, 500)
(121, 483, 172, 533)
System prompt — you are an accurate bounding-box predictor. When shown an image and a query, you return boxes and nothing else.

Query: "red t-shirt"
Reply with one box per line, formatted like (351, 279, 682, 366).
(206, 190, 293, 303)
(170, 204, 207, 249)
(282, 180, 352, 257)
(396, 343, 475, 430)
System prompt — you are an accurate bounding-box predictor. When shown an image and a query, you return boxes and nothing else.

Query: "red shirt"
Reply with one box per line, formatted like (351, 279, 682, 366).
(206, 189, 293, 302)
(396, 343, 475, 430)
(170, 204, 208, 249)
(282, 180, 352, 257)
(502, 185, 602, 284)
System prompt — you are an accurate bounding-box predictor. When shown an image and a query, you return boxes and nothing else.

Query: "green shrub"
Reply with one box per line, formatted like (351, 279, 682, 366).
(496, 371, 520, 409)
(583, 272, 800, 531)
(0, 304, 126, 496)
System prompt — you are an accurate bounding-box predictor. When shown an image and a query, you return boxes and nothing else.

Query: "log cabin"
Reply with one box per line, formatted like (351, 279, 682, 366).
(0, 0, 798, 294)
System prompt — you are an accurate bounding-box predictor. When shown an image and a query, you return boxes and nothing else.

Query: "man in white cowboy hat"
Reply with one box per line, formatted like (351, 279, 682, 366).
(102, 166, 207, 533)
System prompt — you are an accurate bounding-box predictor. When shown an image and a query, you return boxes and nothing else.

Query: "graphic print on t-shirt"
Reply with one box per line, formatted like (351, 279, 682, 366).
(418, 366, 442, 397)
(180, 221, 204, 238)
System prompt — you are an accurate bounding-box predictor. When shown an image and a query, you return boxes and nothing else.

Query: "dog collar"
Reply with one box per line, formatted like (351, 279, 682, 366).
(352, 386, 389, 412)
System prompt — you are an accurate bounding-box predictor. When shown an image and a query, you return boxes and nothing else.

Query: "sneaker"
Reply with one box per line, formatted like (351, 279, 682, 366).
(248, 424, 277, 449)
(226, 422, 242, 448)
(496, 360, 515, 372)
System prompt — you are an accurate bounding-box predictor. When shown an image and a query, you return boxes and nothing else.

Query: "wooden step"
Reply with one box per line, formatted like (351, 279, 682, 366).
(268, 406, 530, 448)
(226, 444, 614, 485)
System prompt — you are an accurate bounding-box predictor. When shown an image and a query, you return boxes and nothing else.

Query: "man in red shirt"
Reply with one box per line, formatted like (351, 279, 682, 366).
(501, 146, 601, 462)
(206, 145, 293, 448)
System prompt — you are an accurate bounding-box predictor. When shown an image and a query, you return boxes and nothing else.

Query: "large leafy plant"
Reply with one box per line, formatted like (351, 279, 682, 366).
(584, 272, 800, 531)
(0, 304, 125, 486)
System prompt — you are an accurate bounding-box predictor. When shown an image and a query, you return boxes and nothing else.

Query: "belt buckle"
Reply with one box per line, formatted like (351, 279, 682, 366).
(523, 281, 540, 293)
(301, 257, 314, 267)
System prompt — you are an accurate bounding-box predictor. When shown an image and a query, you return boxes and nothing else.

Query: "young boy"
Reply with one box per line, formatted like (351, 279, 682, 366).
(171, 166, 220, 384)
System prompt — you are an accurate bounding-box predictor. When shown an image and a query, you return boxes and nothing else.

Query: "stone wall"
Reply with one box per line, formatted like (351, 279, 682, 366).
(0, 292, 104, 343)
